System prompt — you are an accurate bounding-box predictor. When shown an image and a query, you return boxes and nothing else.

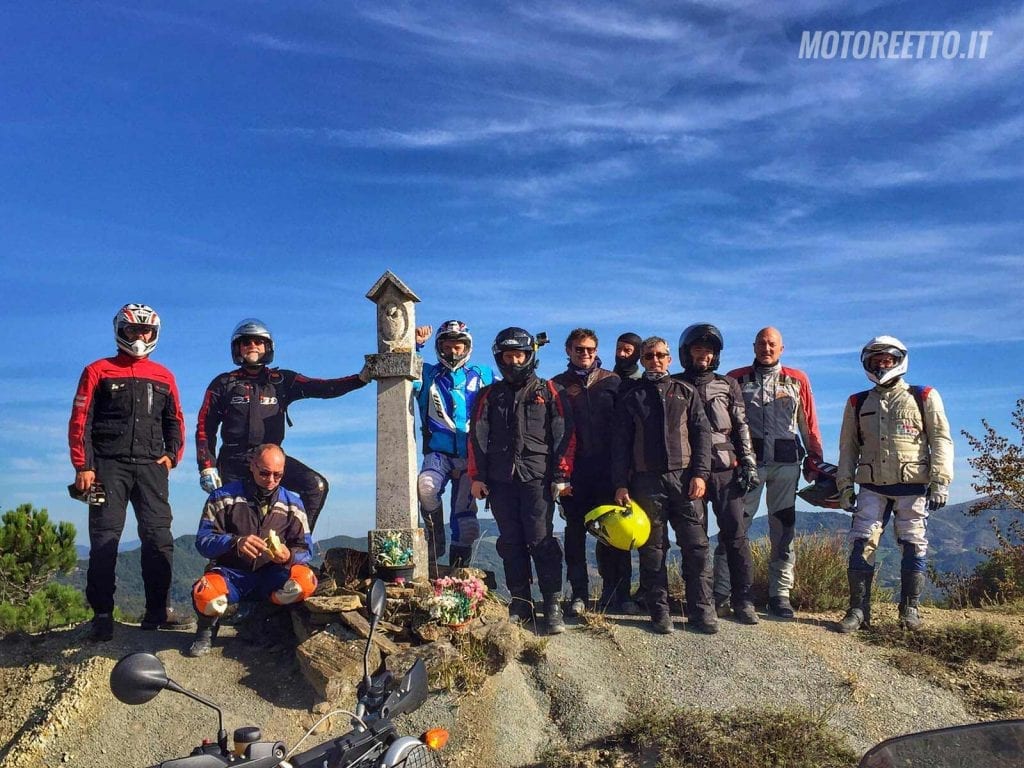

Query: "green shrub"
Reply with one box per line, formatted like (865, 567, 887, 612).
(0, 581, 91, 634)
(866, 619, 1019, 664)
(620, 706, 858, 768)
(750, 533, 851, 612)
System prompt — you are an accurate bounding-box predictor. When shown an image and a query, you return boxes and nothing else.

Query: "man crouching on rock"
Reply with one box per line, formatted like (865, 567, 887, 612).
(187, 443, 317, 657)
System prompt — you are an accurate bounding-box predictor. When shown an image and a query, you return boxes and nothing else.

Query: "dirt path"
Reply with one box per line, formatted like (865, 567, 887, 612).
(1, 605, 1011, 768)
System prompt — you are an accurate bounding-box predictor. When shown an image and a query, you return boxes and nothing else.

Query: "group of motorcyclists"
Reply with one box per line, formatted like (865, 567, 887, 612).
(68, 302, 953, 646)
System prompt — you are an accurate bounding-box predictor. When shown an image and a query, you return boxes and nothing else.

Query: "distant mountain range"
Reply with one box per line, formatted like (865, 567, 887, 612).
(61, 497, 1019, 614)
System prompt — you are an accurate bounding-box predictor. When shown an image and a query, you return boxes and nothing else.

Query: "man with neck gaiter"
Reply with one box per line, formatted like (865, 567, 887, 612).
(469, 327, 575, 635)
(676, 324, 760, 625)
(552, 328, 621, 615)
(719, 327, 823, 620)
(612, 336, 713, 634)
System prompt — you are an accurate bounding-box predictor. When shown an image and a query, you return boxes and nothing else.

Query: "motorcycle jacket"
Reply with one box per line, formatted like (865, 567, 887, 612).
(726, 362, 823, 465)
(611, 375, 712, 489)
(551, 366, 620, 466)
(837, 379, 953, 493)
(195, 477, 313, 571)
(414, 361, 493, 457)
(196, 367, 366, 470)
(69, 352, 185, 470)
(676, 371, 756, 473)
(467, 375, 576, 484)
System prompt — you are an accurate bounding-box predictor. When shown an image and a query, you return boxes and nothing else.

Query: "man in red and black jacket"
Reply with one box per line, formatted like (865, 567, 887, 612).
(195, 318, 369, 532)
(468, 327, 575, 635)
(68, 304, 187, 642)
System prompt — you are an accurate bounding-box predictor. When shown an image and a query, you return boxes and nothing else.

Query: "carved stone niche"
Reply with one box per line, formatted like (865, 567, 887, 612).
(366, 270, 420, 354)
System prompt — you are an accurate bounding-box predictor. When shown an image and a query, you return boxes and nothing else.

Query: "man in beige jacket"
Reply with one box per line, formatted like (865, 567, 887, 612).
(836, 336, 953, 632)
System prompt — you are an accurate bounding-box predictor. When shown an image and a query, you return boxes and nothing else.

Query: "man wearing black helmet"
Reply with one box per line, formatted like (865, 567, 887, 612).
(676, 324, 760, 625)
(413, 321, 494, 572)
(468, 327, 575, 634)
(69, 303, 190, 641)
(196, 318, 370, 531)
(836, 336, 953, 632)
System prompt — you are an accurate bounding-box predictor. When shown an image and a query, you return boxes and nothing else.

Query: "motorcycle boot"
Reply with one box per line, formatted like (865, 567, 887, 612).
(543, 594, 566, 635)
(187, 615, 219, 658)
(839, 570, 872, 633)
(733, 602, 759, 625)
(767, 595, 795, 620)
(899, 571, 925, 631)
(448, 545, 472, 569)
(507, 585, 534, 626)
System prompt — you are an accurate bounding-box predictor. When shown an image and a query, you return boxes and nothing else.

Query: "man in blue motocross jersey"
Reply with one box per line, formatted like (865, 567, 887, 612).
(414, 321, 494, 571)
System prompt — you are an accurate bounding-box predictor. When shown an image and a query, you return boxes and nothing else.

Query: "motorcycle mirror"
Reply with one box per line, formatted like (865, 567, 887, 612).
(110, 652, 170, 705)
(368, 578, 387, 621)
(859, 719, 1024, 767)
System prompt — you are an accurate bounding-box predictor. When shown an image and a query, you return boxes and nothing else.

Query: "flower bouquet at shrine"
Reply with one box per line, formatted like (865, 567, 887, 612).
(426, 576, 488, 629)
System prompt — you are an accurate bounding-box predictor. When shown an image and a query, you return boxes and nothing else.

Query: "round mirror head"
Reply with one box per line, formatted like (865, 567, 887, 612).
(110, 652, 169, 705)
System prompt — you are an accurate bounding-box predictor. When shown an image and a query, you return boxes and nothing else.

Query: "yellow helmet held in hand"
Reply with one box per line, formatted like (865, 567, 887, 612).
(584, 501, 651, 551)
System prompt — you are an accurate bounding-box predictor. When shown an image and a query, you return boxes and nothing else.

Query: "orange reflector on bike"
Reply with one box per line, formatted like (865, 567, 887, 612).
(422, 728, 449, 750)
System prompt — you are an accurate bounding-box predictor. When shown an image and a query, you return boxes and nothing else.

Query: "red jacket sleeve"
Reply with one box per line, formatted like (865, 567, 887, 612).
(68, 364, 98, 470)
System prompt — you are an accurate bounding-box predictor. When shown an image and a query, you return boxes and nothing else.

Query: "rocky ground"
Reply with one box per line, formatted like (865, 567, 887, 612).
(2, 602, 1021, 768)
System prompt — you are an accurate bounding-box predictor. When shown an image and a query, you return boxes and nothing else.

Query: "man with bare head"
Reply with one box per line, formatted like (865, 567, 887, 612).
(718, 327, 823, 620)
(187, 443, 317, 657)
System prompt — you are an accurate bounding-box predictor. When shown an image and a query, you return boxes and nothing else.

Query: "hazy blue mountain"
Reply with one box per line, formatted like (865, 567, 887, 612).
(61, 498, 1019, 611)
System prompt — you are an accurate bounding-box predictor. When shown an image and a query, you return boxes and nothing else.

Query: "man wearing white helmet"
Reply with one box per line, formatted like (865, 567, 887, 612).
(196, 318, 370, 531)
(836, 336, 953, 632)
(69, 303, 189, 641)
(413, 321, 494, 572)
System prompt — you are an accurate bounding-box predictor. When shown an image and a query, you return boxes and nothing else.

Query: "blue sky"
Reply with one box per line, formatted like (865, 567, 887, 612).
(2, 1, 1022, 545)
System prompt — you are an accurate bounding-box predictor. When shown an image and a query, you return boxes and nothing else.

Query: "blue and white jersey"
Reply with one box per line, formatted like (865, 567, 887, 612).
(414, 361, 493, 457)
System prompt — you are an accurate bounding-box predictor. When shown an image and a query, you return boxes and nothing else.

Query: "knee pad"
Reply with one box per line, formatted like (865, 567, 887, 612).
(900, 541, 927, 573)
(417, 470, 445, 509)
(271, 564, 318, 605)
(193, 572, 230, 617)
(772, 506, 796, 527)
(848, 538, 876, 573)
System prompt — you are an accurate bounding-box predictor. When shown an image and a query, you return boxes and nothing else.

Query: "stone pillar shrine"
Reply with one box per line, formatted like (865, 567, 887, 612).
(364, 271, 428, 579)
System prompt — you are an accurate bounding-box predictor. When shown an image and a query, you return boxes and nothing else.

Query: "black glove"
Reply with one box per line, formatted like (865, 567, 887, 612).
(738, 463, 760, 495)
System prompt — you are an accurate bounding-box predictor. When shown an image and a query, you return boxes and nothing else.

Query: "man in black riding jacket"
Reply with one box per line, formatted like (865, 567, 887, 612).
(676, 324, 760, 626)
(195, 318, 369, 531)
(612, 336, 714, 635)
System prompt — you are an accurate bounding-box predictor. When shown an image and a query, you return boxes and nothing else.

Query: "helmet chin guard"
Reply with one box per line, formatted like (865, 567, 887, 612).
(435, 319, 473, 371)
(114, 303, 161, 358)
(861, 335, 908, 386)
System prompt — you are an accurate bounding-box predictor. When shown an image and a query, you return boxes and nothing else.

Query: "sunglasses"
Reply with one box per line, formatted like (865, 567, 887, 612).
(240, 336, 266, 347)
(643, 352, 670, 360)
(256, 467, 284, 480)
(573, 346, 597, 355)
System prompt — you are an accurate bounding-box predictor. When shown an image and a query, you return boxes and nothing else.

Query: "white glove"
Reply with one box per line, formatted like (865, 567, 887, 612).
(551, 482, 571, 500)
(200, 468, 222, 494)
(927, 483, 949, 511)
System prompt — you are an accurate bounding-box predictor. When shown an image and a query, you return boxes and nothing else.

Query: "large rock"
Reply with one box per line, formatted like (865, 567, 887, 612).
(296, 624, 380, 703)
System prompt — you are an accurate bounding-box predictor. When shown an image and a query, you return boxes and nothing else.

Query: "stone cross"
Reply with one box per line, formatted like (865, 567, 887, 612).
(364, 271, 428, 578)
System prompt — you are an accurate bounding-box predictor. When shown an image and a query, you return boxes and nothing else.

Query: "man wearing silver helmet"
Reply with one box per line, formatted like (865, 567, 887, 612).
(69, 303, 189, 641)
(195, 318, 370, 531)
(413, 321, 494, 572)
(836, 336, 953, 632)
